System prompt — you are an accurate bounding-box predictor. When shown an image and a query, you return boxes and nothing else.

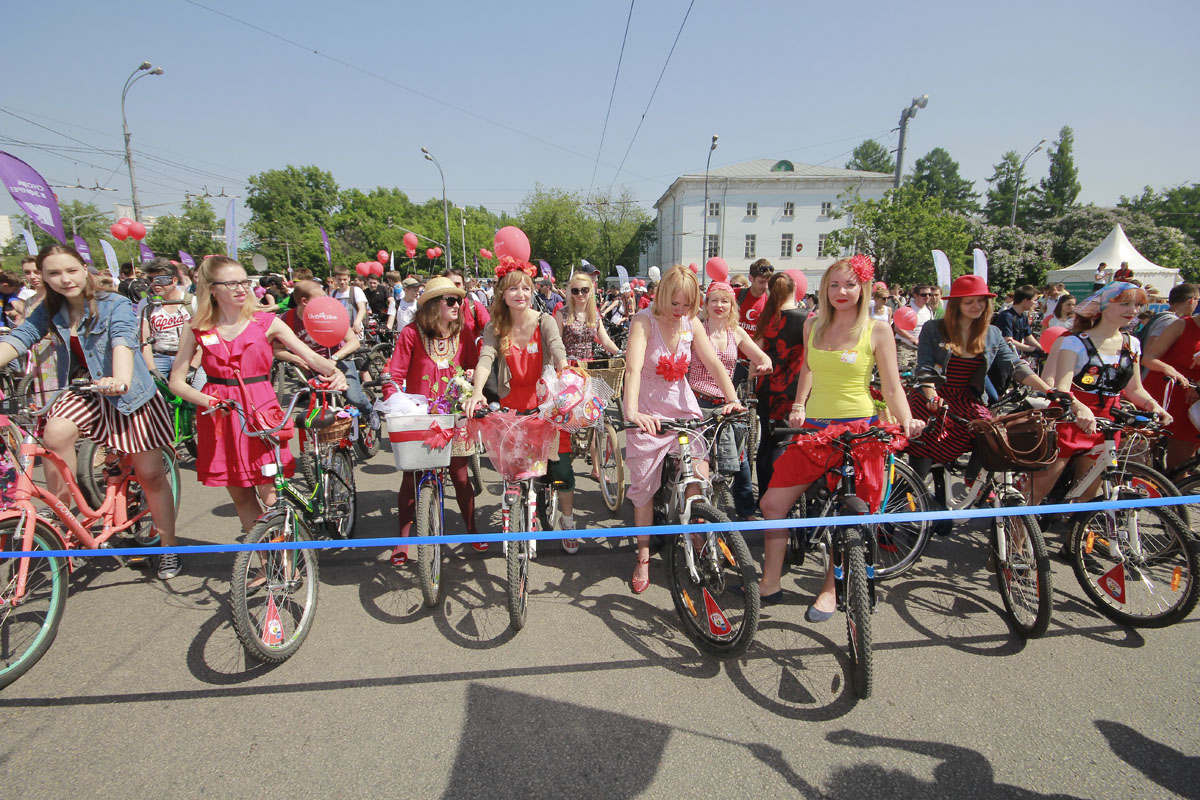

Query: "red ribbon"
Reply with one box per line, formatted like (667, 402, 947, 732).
(388, 421, 456, 449)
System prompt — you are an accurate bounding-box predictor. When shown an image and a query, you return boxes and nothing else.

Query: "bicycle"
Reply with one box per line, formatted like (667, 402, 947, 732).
(619, 413, 761, 659)
(0, 381, 182, 689)
(275, 362, 380, 462)
(564, 356, 626, 516)
(138, 294, 200, 459)
(216, 383, 357, 663)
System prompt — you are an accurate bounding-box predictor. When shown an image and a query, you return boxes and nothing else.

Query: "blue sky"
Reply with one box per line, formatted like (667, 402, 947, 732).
(4, 0, 1198, 226)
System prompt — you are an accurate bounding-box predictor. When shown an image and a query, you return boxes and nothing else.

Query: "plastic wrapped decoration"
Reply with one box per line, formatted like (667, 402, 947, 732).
(535, 365, 614, 433)
(468, 410, 558, 481)
(373, 391, 430, 416)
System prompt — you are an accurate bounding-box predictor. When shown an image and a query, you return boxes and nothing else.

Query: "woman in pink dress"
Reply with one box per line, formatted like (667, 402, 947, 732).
(169, 256, 346, 535)
(623, 265, 743, 593)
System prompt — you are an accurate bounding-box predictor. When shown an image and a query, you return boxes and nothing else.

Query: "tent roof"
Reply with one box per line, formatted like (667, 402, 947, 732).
(1063, 223, 1171, 275)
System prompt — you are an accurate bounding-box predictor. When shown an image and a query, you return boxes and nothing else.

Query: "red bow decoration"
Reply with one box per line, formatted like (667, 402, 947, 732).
(495, 255, 538, 280)
(656, 352, 690, 382)
(848, 254, 875, 285)
(424, 420, 457, 448)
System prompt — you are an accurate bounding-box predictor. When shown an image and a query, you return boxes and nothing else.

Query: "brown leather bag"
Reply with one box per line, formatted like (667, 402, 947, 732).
(968, 407, 1065, 472)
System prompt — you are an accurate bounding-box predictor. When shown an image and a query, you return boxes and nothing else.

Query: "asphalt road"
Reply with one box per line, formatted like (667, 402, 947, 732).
(2, 444, 1198, 800)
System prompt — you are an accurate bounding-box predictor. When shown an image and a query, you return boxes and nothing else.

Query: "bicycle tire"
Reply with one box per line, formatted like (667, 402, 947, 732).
(352, 388, 381, 461)
(75, 441, 181, 516)
(414, 481, 443, 608)
(598, 421, 625, 513)
(229, 512, 320, 663)
(367, 344, 390, 382)
(323, 449, 357, 540)
(844, 531, 874, 699)
(665, 502, 760, 659)
(468, 447, 483, 496)
(536, 477, 559, 535)
(736, 381, 758, 469)
(1171, 473, 1200, 539)
(1114, 461, 1191, 530)
(874, 458, 934, 580)
(0, 519, 68, 689)
(991, 507, 1052, 638)
(1069, 505, 1200, 628)
(271, 361, 308, 408)
(505, 490, 533, 632)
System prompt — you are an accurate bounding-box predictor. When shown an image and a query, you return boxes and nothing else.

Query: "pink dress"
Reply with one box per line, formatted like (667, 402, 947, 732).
(195, 312, 296, 487)
(625, 309, 704, 507)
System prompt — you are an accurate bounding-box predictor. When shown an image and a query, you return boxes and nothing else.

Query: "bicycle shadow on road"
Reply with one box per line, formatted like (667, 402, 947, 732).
(184, 585, 284, 686)
(1094, 719, 1200, 799)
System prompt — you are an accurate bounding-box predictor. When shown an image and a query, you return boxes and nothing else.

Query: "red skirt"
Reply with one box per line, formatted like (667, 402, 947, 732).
(767, 418, 906, 512)
(1056, 392, 1119, 458)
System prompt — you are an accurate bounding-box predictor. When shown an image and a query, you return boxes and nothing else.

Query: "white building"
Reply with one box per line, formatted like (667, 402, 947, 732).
(648, 158, 892, 280)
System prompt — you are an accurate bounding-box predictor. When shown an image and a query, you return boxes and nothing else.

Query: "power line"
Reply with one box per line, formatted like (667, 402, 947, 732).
(589, 0, 636, 193)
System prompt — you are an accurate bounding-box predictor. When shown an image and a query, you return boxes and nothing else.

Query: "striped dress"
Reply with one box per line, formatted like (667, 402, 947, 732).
(905, 353, 990, 463)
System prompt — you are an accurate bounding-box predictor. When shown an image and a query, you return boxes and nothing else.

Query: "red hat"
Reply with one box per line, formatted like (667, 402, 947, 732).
(947, 274, 995, 299)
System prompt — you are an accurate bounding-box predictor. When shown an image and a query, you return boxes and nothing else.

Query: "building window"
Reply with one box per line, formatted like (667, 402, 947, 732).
(780, 233, 793, 258)
(706, 234, 719, 258)
(782, 201, 795, 218)
(708, 201, 720, 217)
(772, 160, 795, 172)
(745, 234, 756, 259)
(820, 201, 833, 217)
(746, 202, 757, 218)
(817, 233, 829, 258)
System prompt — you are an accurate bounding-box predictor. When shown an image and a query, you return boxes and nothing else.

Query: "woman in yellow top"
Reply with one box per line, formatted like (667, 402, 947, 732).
(758, 256, 924, 619)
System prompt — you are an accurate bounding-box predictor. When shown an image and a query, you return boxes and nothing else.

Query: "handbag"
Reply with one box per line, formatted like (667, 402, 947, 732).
(968, 406, 1064, 472)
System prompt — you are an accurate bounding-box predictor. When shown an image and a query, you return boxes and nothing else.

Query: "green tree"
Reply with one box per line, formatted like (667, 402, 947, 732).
(845, 140, 895, 175)
(1119, 183, 1200, 247)
(244, 165, 341, 272)
(585, 187, 656, 279)
(145, 198, 224, 263)
(967, 219, 1056, 294)
(908, 147, 980, 214)
(1031, 125, 1081, 222)
(983, 151, 1037, 228)
(1046, 205, 1200, 282)
(517, 185, 596, 281)
(825, 185, 971, 288)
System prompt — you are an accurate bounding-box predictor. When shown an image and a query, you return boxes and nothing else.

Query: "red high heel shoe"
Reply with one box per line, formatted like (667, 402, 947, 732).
(631, 555, 651, 594)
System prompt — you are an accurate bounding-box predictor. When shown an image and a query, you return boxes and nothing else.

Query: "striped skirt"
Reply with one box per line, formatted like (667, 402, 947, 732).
(48, 392, 174, 454)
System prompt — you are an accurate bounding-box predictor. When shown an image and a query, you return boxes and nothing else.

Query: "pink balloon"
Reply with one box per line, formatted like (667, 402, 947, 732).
(127, 221, 147, 241)
(893, 306, 918, 332)
(403, 232, 419, 250)
(116, 217, 134, 228)
(494, 226, 531, 262)
(426, 248, 437, 260)
(705, 257, 729, 282)
(356, 262, 370, 276)
(110, 223, 129, 241)
(480, 248, 494, 260)
(303, 296, 350, 348)
(687, 263, 698, 273)
(1040, 325, 1067, 353)
(377, 250, 390, 264)
(371, 261, 385, 276)
(432, 247, 443, 258)
(406, 248, 417, 259)
(785, 269, 807, 300)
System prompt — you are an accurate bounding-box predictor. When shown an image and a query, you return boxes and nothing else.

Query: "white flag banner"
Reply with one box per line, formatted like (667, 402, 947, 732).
(973, 248, 988, 284)
(99, 239, 120, 280)
(932, 250, 952, 290)
(615, 264, 630, 288)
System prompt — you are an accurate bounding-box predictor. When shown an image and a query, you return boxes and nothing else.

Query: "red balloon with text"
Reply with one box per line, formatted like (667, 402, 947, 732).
(303, 296, 349, 347)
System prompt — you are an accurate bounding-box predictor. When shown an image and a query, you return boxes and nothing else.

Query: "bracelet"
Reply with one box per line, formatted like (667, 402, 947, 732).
(791, 403, 806, 411)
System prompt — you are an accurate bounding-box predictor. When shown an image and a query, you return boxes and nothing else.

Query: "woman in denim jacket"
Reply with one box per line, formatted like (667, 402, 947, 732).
(0, 246, 181, 578)
(906, 275, 1053, 481)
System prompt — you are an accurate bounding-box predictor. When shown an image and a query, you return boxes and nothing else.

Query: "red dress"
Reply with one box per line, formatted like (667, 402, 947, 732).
(503, 328, 569, 453)
(195, 313, 295, 487)
(1143, 316, 1200, 445)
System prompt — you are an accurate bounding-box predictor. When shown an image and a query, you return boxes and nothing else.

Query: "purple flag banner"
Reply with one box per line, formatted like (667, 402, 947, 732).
(0, 151, 66, 243)
(139, 241, 155, 264)
(539, 260, 552, 278)
(225, 199, 237, 258)
(73, 235, 94, 265)
(178, 251, 195, 268)
(99, 240, 120, 280)
(320, 226, 332, 265)
(21, 227, 37, 256)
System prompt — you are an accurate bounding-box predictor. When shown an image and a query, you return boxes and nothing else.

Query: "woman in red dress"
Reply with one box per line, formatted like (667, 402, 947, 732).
(1141, 309, 1200, 471)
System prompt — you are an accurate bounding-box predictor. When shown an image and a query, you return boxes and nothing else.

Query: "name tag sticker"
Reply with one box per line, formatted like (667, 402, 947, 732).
(681, 330, 693, 343)
(527, 342, 538, 354)
(840, 350, 859, 364)
(200, 333, 219, 347)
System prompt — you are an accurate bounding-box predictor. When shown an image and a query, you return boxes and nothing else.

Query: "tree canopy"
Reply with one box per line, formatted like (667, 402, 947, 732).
(845, 140, 895, 175)
(908, 147, 980, 214)
(1031, 126, 1082, 222)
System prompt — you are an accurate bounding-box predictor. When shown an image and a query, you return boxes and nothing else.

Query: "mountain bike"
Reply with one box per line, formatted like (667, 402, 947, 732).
(564, 356, 625, 516)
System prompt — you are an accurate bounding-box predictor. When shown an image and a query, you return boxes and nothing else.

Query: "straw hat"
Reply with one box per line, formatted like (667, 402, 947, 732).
(417, 276, 465, 308)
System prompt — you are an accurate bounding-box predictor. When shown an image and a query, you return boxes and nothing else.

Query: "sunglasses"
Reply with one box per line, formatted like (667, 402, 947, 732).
(918, 292, 932, 297)
(751, 267, 774, 277)
(570, 287, 591, 296)
(442, 295, 462, 307)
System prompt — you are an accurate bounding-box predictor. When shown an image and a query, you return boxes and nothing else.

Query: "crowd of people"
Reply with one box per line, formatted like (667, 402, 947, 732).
(1, 245, 1197, 625)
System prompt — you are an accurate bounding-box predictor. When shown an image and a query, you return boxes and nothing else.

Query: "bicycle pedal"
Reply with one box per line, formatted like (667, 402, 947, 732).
(98, 541, 126, 567)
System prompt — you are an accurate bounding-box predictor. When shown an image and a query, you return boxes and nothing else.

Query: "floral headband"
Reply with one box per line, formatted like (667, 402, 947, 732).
(1074, 281, 1139, 319)
(495, 255, 538, 280)
(706, 281, 733, 297)
(848, 254, 875, 285)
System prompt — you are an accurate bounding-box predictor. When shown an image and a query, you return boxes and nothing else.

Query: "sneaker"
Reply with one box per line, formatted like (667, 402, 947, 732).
(559, 514, 579, 554)
(157, 552, 181, 579)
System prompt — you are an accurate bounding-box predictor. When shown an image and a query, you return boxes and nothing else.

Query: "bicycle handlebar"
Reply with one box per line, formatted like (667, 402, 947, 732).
(203, 379, 344, 439)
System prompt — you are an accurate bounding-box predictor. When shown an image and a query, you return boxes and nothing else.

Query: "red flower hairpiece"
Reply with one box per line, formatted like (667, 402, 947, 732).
(495, 255, 538, 280)
(848, 254, 875, 285)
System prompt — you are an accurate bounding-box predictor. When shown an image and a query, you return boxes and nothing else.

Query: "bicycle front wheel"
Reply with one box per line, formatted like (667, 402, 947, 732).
(0, 519, 68, 690)
(665, 502, 760, 658)
(230, 513, 320, 663)
(414, 481, 444, 608)
(1069, 506, 1200, 627)
(992, 510, 1052, 638)
(599, 421, 626, 513)
(845, 532, 874, 699)
(505, 490, 534, 632)
(875, 458, 933, 580)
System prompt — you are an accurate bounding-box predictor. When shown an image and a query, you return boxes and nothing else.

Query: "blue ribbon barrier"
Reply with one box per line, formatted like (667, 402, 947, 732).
(1, 493, 1197, 560)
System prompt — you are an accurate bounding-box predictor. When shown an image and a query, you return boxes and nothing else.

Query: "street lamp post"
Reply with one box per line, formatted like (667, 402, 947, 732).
(121, 61, 164, 222)
(1010, 138, 1048, 227)
(457, 206, 468, 276)
(893, 94, 929, 188)
(421, 147, 452, 271)
(701, 134, 718, 281)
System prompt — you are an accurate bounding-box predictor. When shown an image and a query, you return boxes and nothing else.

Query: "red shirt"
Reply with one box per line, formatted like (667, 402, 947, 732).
(384, 323, 479, 399)
(737, 288, 768, 334)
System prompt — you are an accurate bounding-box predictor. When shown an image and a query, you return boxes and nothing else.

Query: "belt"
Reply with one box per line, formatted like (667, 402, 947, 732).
(205, 374, 270, 386)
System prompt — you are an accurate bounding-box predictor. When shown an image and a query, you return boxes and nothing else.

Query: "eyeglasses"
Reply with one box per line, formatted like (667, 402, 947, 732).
(918, 292, 932, 297)
(570, 287, 591, 296)
(442, 295, 462, 307)
(211, 280, 253, 291)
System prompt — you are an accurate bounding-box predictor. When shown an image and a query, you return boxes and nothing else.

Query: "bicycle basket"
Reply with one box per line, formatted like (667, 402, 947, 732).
(386, 413, 457, 471)
(968, 407, 1065, 472)
(468, 411, 557, 481)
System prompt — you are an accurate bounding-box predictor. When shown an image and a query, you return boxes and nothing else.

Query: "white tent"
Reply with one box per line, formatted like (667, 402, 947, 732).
(1046, 224, 1179, 292)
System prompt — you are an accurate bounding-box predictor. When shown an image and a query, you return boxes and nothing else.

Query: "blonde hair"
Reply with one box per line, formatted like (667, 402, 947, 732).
(192, 256, 258, 331)
(810, 258, 871, 350)
(703, 285, 738, 333)
(565, 272, 598, 328)
(651, 265, 700, 319)
(488, 269, 535, 354)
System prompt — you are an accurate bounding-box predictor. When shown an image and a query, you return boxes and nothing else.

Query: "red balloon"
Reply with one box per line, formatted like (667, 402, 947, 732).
(303, 296, 350, 348)
(480, 248, 494, 260)
(785, 269, 807, 300)
(403, 232, 419, 250)
(110, 223, 130, 241)
(356, 262, 370, 276)
(549, 277, 555, 284)
(494, 226, 531, 262)
(370, 261, 384, 277)
(377, 250, 390, 264)
(116, 217, 134, 228)
(432, 247, 443, 258)
(705, 257, 729, 282)
(426, 248, 437, 260)
(687, 263, 698, 273)
(1040, 325, 1067, 353)
(406, 248, 417, 259)
(894, 306, 918, 332)
(127, 221, 147, 241)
